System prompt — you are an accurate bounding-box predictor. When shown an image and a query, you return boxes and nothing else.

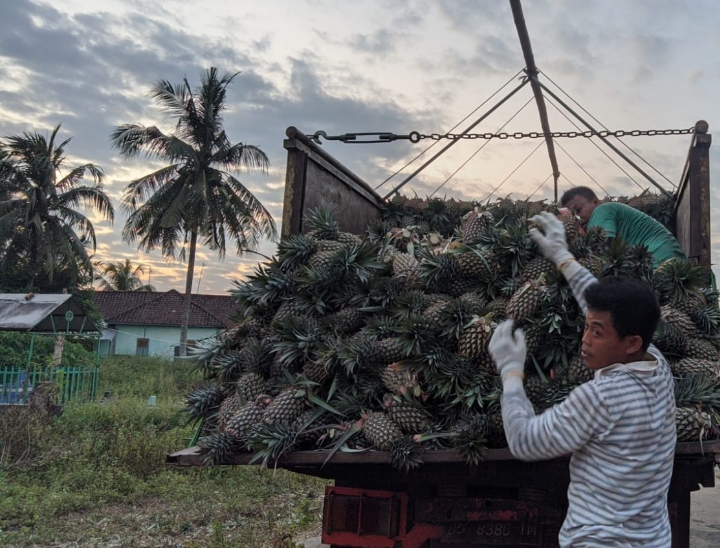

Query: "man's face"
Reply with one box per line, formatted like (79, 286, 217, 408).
(564, 195, 597, 227)
(581, 309, 636, 370)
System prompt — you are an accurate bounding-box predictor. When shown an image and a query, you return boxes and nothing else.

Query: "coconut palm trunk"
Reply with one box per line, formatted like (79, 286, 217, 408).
(179, 230, 198, 356)
(111, 68, 277, 357)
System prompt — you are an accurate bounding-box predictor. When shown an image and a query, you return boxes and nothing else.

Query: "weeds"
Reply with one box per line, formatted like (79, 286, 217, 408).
(0, 356, 327, 547)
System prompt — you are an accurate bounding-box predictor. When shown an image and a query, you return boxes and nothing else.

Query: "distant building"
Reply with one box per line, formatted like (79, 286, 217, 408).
(94, 290, 237, 358)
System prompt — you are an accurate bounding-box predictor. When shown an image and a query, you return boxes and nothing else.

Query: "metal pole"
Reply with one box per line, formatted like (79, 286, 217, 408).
(509, 0, 561, 201)
(533, 77, 672, 198)
(383, 78, 530, 200)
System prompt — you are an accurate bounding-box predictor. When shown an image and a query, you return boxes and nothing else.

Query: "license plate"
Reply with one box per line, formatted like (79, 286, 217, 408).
(439, 521, 543, 545)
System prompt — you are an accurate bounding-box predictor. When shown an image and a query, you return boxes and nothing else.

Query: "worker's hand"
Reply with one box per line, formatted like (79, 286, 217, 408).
(489, 320, 526, 392)
(529, 212, 575, 267)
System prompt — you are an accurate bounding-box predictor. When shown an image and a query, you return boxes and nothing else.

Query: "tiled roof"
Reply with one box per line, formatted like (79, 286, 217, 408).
(93, 290, 237, 328)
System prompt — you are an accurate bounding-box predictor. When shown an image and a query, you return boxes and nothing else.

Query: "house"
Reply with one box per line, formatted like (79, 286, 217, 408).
(94, 290, 237, 358)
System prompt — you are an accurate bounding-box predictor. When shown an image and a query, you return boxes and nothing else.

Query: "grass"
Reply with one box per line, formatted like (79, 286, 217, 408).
(0, 356, 327, 548)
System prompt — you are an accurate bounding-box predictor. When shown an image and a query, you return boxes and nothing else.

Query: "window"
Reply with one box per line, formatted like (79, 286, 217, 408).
(136, 338, 149, 357)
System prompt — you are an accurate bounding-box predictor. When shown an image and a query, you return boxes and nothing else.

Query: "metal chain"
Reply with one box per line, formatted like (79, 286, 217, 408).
(310, 127, 694, 144)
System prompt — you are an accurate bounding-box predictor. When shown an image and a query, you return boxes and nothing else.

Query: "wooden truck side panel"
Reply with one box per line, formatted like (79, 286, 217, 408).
(281, 126, 383, 239)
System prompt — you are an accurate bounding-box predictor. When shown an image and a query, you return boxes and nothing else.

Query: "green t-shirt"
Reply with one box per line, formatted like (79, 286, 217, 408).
(588, 202, 686, 263)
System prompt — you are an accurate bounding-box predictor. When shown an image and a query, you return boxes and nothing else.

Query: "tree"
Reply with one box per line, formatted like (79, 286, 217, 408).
(0, 125, 114, 292)
(96, 259, 156, 291)
(111, 67, 277, 355)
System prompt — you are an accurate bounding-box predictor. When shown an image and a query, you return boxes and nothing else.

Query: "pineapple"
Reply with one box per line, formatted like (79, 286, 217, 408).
(672, 358, 718, 378)
(393, 252, 422, 284)
(485, 412, 506, 448)
(225, 399, 267, 444)
(236, 372, 266, 404)
(461, 209, 492, 244)
(261, 388, 307, 426)
(363, 411, 404, 451)
(457, 315, 493, 360)
(325, 306, 364, 335)
(521, 256, 554, 283)
(197, 432, 241, 466)
(566, 354, 593, 384)
(684, 338, 718, 361)
(506, 277, 546, 322)
(217, 394, 240, 430)
(452, 413, 489, 465)
(384, 393, 433, 434)
(676, 407, 713, 442)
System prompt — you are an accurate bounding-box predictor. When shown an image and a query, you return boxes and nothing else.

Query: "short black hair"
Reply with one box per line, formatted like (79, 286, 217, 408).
(560, 186, 598, 206)
(584, 276, 660, 351)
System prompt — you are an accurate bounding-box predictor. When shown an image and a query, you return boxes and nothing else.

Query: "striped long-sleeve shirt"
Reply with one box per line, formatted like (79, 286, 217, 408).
(502, 263, 676, 547)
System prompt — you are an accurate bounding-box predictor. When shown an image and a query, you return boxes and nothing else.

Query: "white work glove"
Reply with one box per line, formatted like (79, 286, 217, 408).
(528, 211, 574, 267)
(488, 320, 526, 393)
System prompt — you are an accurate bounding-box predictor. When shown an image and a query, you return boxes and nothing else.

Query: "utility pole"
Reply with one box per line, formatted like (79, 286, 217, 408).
(509, 0, 561, 201)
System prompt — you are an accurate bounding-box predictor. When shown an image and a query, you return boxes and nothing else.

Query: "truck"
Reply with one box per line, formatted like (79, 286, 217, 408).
(168, 121, 719, 548)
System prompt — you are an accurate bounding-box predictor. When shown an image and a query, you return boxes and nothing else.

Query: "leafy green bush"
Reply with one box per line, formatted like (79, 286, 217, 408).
(0, 331, 96, 368)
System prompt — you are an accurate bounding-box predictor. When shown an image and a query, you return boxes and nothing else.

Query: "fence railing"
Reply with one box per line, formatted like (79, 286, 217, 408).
(0, 366, 99, 405)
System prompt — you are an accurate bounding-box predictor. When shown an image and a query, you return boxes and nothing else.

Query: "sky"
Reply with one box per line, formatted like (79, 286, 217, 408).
(1, 0, 720, 294)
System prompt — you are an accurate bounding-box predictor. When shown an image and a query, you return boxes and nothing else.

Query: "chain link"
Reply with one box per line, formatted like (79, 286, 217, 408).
(310, 127, 695, 144)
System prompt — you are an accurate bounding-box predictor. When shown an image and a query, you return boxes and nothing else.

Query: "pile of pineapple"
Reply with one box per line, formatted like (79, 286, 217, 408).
(186, 193, 720, 471)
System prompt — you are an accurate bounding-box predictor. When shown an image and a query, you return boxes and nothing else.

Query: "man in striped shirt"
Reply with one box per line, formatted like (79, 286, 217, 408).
(488, 211, 676, 547)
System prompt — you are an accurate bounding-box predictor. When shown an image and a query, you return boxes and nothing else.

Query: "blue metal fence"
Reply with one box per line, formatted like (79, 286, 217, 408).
(0, 366, 99, 405)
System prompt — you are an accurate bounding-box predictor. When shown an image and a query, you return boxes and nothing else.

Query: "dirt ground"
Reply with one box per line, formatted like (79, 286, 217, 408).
(302, 470, 720, 548)
(689, 469, 720, 548)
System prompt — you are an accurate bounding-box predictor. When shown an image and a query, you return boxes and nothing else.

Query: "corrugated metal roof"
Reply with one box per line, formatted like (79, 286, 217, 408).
(0, 294, 100, 333)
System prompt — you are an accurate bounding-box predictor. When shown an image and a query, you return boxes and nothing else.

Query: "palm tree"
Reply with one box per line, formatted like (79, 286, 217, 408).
(0, 125, 114, 292)
(96, 259, 156, 291)
(111, 67, 277, 355)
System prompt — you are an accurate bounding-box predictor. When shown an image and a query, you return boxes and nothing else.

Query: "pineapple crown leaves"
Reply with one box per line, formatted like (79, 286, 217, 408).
(452, 416, 489, 465)
(277, 234, 318, 269)
(496, 223, 534, 277)
(417, 248, 461, 288)
(655, 258, 709, 304)
(439, 299, 482, 339)
(331, 241, 383, 283)
(183, 384, 226, 424)
(395, 314, 441, 357)
(691, 304, 720, 335)
(360, 314, 399, 340)
(247, 421, 299, 471)
(187, 336, 225, 378)
(304, 205, 340, 240)
(380, 198, 407, 225)
(272, 315, 323, 367)
(389, 435, 425, 472)
(368, 275, 407, 308)
(337, 334, 379, 376)
(210, 350, 245, 385)
(321, 417, 367, 466)
(390, 290, 432, 321)
(231, 258, 292, 307)
(237, 337, 275, 376)
(674, 374, 720, 409)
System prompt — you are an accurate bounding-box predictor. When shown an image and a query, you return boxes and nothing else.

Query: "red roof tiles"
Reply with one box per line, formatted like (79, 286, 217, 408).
(94, 290, 237, 328)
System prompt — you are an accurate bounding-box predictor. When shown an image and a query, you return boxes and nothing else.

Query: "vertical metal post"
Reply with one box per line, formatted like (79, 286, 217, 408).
(509, 0, 561, 201)
(26, 333, 35, 368)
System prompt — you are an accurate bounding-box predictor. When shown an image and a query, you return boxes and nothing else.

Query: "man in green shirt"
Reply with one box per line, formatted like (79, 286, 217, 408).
(560, 186, 686, 263)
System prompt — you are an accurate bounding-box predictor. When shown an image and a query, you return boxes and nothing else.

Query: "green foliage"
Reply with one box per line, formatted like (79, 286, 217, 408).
(0, 356, 326, 547)
(0, 332, 96, 368)
(0, 124, 114, 292)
